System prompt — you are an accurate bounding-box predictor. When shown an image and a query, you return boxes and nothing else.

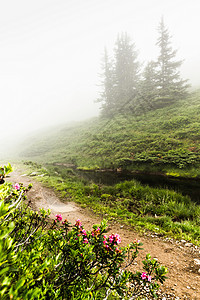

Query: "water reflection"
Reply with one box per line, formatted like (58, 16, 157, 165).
(75, 169, 200, 204)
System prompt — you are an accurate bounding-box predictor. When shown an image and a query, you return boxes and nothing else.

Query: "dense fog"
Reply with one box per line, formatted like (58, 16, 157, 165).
(1, 0, 200, 156)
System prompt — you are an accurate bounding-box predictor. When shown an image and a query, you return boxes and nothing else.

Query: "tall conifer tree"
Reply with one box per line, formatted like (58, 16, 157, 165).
(137, 61, 158, 112)
(156, 17, 189, 103)
(114, 32, 140, 112)
(97, 48, 116, 116)
(98, 33, 140, 117)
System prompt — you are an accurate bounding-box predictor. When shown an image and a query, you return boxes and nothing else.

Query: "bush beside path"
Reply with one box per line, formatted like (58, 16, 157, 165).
(6, 169, 200, 299)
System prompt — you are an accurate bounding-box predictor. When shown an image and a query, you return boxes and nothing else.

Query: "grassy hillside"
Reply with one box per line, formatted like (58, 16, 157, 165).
(20, 90, 200, 177)
(14, 91, 200, 245)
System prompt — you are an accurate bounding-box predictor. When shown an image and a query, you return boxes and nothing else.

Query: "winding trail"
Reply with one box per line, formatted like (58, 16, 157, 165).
(7, 169, 200, 299)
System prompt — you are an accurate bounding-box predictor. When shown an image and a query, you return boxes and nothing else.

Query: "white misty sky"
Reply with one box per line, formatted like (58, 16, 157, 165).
(0, 0, 200, 145)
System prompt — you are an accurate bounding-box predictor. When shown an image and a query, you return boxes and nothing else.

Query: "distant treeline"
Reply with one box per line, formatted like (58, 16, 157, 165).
(97, 17, 190, 117)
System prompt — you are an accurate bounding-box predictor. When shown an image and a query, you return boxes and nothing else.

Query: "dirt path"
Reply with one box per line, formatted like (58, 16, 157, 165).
(7, 170, 200, 299)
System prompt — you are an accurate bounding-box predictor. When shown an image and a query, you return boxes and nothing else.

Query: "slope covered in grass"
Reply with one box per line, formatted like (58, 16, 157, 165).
(20, 90, 200, 176)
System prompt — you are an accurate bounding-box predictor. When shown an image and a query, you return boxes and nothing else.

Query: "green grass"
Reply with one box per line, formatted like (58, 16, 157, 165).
(20, 162, 200, 246)
(17, 90, 200, 177)
(11, 90, 200, 245)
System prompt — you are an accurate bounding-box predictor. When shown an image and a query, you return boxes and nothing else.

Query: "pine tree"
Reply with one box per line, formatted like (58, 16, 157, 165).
(98, 33, 140, 117)
(156, 17, 189, 104)
(114, 32, 140, 113)
(137, 61, 158, 112)
(97, 48, 116, 117)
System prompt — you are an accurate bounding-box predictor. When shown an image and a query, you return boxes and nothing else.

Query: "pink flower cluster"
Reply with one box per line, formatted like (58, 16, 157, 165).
(108, 233, 121, 245)
(55, 214, 62, 221)
(13, 183, 20, 190)
(141, 272, 151, 282)
(103, 235, 108, 249)
(74, 219, 89, 244)
(75, 219, 82, 228)
(81, 229, 87, 236)
(103, 234, 122, 252)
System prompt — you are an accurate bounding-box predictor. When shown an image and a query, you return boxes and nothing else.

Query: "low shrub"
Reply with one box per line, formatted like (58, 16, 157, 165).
(0, 166, 168, 299)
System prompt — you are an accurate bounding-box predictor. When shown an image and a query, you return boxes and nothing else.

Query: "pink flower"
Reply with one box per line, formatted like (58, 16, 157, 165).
(55, 214, 62, 221)
(109, 235, 114, 243)
(114, 234, 121, 244)
(141, 272, 147, 280)
(13, 183, 20, 190)
(83, 238, 89, 244)
(103, 240, 107, 245)
(75, 219, 82, 228)
(109, 233, 121, 245)
(147, 275, 152, 282)
(81, 229, 87, 236)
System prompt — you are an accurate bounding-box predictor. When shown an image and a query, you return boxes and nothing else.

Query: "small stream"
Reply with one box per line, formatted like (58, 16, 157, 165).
(75, 169, 200, 204)
(52, 164, 200, 204)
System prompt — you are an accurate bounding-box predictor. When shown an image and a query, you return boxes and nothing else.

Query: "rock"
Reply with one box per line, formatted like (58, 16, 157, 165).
(181, 239, 186, 243)
(194, 258, 200, 265)
(190, 258, 200, 273)
(185, 243, 192, 247)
